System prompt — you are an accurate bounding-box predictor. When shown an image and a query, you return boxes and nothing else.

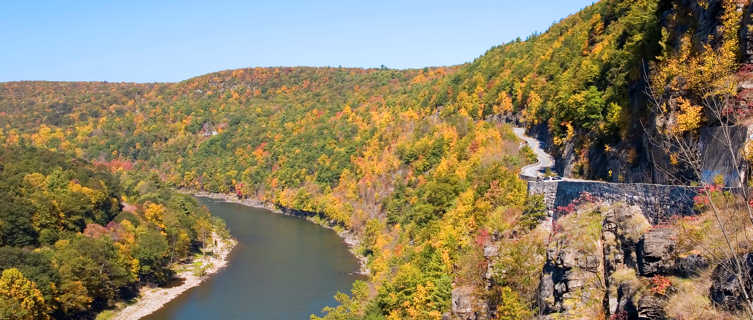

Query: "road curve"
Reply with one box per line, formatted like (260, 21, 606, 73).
(513, 127, 555, 178)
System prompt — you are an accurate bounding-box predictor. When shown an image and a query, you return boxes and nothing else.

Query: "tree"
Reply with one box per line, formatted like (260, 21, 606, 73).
(645, 66, 753, 317)
(53, 236, 133, 308)
(494, 287, 530, 320)
(494, 91, 514, 114)
(143, 202, 167, 230)
(193, 217, 214, 250)
(133, 227, 170, 284)
(55, 280, 91, 315)
(0, 268, 49, 320)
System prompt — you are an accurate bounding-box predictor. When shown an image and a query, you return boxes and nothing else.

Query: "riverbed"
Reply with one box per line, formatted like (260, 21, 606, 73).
(142, 197, 363, 319)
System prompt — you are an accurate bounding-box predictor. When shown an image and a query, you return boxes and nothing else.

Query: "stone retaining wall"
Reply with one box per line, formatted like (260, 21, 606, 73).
(528, 180, 701, 223)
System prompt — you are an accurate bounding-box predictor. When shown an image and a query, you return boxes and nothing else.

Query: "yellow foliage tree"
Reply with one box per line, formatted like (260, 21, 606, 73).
(494, 91, 514, 114)
(143, 202, 167, 231)
(670, 97, 703, 134)
(526, 92, 542, 124)
(0, 268, 49, 320)
(55, 280, 91, 315)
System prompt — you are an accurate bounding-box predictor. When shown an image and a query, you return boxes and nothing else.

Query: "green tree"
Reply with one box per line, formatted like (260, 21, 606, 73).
(53, 236, 133, 308)
(133, 227, 170, 284)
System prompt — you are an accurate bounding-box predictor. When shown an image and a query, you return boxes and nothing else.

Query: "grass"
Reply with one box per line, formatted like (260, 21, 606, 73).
(556, 205, 603, 254)
(94, 300, 133, 320)
(191, 259, 214, 277)
(611, 267, 638, 283)
(95, 310, 117, 320)
(665, 271, 742, 320)
(622, 211, 650, 243)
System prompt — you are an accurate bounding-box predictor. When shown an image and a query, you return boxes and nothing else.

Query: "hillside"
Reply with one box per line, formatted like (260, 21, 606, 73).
(0, 146, 229, 319)
(425, 0, 751, 186)
(3, 0, 753, 319)
(430, 0, 661, 181)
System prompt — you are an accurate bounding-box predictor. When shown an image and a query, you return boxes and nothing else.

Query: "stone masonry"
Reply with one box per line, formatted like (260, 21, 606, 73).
(528, 180, 700, 223)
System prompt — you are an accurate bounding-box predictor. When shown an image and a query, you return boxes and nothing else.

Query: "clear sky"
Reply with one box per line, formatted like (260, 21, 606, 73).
(0, 1, 595, 83)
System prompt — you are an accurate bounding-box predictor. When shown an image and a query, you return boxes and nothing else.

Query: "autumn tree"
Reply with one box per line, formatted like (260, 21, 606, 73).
(0, 268, 49, 320)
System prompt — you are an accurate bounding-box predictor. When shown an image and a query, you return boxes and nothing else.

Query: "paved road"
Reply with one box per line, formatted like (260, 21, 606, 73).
(512, 128, 608, 183)
(513, 127, 555, 178)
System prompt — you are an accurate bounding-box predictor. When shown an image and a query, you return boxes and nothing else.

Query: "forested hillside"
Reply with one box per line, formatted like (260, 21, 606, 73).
(1, 65, 543, 319)
(0, 146, 228, 319)
(430, 0, 661, 180)
(3, 0, 753, 319)
(2, 65, 540, 318)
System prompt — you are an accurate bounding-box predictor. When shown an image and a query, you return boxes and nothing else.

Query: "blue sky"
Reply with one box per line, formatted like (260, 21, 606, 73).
(0, 1, 595, 82)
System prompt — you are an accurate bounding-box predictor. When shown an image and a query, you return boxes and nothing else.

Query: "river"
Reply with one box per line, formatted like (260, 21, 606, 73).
(143, 197, 363, 319)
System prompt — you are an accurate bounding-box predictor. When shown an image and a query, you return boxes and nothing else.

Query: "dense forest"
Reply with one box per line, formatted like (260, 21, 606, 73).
(0, 146, 228, 319)
(3, 0, 753, 319)
(1, 65, 539, 319)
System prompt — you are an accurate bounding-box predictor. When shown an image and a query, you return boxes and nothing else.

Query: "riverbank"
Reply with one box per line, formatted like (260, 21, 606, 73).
(107, 233, 236, 320)
(189, 191, 369, 276)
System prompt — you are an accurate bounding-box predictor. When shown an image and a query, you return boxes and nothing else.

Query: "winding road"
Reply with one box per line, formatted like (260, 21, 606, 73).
(512, 126, 706, 219)
(513, 127, 555, 178)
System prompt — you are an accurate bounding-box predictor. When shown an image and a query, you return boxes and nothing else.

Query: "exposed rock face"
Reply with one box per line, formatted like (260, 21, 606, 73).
(742, 3, 753, 64)
(637, 295, 666, 320)
(614, 282, 639, 319)
(483, 244, 498, 259)
(450, 230, 516, 320)
(556, 141, 577, 178)
(452, 285, 478, 320)
(602, 205, 646, 316)
(538, 203, 708, 319)
(710, 253, 753, 311)
(452, 283, 493, 320)
(674, 254, 709, 277)
(637, 227, 708, 277)
(699, 126, 751, 188)
(452, 242, 502, 320)
(637, 228, 676, 276)
(537, 206, 604, 318)
(538, 244, 602, 316)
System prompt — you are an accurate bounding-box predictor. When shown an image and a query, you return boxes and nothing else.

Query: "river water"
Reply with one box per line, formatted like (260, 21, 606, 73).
(143, 197, 362, 319)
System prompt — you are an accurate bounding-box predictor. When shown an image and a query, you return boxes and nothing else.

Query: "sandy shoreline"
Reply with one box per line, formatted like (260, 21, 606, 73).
(190, 191, 370, 276)
(110, 233, 236, 320)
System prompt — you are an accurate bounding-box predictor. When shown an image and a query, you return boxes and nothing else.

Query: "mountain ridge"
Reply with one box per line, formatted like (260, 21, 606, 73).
(3, 0, 753, 319)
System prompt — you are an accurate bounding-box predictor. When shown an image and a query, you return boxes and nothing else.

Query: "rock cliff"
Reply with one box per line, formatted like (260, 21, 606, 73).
(534, 202, 719, 319)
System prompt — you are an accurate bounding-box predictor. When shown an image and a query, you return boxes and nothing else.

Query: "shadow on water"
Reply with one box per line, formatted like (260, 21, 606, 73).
(143, 197, 363, 320)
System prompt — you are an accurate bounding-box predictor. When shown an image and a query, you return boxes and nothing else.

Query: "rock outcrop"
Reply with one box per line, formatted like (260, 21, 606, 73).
(710, 253, 753, 311)
(537, 203, 713, 319)
(450, 238, 503, 320)
(602, 205, 646, 315)
(538, 204, 604, 318)
(637, 228, 677, 276)
(699, 125, 751, 188)
(636, 228, 709, 278)
(538, 245, 602, 316)
(452, 285, 480, 320)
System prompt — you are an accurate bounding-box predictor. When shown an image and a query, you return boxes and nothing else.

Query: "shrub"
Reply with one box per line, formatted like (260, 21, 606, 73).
(649, 275, 671, 296)
(491, 286, 532, 320)
(520, 194, 547, 230)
